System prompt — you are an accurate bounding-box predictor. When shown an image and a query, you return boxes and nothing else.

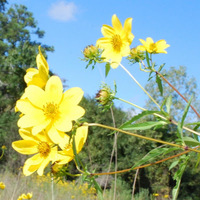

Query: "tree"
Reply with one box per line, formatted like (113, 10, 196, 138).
(140, 66, 200, 198)
(0, 2, 54, 170)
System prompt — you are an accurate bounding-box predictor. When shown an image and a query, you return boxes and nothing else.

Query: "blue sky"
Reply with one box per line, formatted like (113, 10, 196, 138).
(8, 0, 200, 112)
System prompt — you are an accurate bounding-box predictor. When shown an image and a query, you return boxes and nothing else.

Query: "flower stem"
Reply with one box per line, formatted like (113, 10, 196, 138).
(156, 70, 200, 118)
(119, 63, 161, 109)
(84, 123, 200, 153)
(115, 96, 200, 136)
(90, 146, 199, 176)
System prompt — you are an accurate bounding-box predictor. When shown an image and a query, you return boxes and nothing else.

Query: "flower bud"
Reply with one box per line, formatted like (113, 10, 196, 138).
(83, 45, 99, 59)
(127, 47, 145, 64)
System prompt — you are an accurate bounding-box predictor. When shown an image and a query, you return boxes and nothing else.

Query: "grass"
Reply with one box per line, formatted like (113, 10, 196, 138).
(0, 170, 96, 200)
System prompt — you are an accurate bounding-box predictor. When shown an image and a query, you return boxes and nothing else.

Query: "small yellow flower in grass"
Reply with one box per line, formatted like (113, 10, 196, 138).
(17, 192, 32, 200)
(0, 182, 5, 189)
(24, 46, 49, 88)
(55, 125, 88, 165)
(12, 128, 57, 176)
(164, 194, 169, 198)
(96, 14, 134, 69)
(26, 192, 33, 199)
(153, 193, 159, 196)
(16, 75, 85, 144)
(137, 37, 170, 54)
(1, 145, 6, 150)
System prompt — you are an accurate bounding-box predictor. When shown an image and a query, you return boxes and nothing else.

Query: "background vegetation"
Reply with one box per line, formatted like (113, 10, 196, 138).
(1, 1, 200, 199)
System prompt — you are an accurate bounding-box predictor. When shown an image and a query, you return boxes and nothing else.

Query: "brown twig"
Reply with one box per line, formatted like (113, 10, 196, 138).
(91, 146, 199, 176)
(156, 70, 200, 118)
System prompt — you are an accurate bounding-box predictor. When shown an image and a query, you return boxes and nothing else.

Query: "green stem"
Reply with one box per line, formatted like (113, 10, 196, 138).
(116, 96, 200, 136)
(84, 123, 200, 153)
(119, 63, 160, 109)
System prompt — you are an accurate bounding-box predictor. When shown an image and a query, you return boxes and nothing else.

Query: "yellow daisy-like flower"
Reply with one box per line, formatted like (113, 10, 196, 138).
(55, 125, 88, 165)
(16, 75, 85, 144)
(24, 46, 49, 88)
(0, 182, 5, 189)
(137, 37, 170, 54)
(12, 128, 57, 176)
(96, 14, 134, 69)
(17, 192, 33, 200)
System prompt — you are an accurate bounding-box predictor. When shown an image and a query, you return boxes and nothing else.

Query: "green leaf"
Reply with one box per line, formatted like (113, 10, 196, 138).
(158, 63, 165, 72)
(169, 160, 179, 170)
(145, 51, 151, 68)
(181, 96, 193, 128)
(119, 110, 162, 130)
(105, 62, 111, 77)
(131, 147, 169, 169)
(166, 95, 172, 114)
(172, 156, 189, 200)
(176, 136, 200, 147)
(123, 121, 168, 131)
(156, 74, 163, 96)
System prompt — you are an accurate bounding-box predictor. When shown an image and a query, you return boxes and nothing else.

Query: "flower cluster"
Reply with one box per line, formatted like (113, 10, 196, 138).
(12, 47, 88, 176)
(94, 14, 169, 68)
(17, 192, 32, 200)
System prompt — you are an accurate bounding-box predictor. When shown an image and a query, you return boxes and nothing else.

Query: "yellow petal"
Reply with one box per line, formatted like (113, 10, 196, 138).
(32, 119, 51, 135)
(123, 17, 134, 44)
(47, 126, 68, 144)
(25, 85, 46, 109)
(25, 154, 44, 165)
(24, 68, 38, 85)
(12, 140, 38, 155)
(19, 128, 39, 142)
(112, 14, 122, 33)
(37, 46, 49, 73)
(37, 157, 50, 176)
(17, 111, 46, 129)
(101, 25, 115, 37)
(23, 163, 40, 176)
(62, 87, 84, 106)
(45, 76, 63, 104)
(75, 126, 88, 154)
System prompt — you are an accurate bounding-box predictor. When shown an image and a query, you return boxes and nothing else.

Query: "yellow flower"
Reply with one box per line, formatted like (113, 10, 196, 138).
(164, 194, 169, 198)
(24, 46, 49, 88)
(16, 75, 85, 144)
(26, 192, 33, 199)
(0, 182, 5, 189)
(1, 145, 6, 150)
(153, 193, 159, 196)
(96, 14, 134, 69)
(55, 125, 88, 165)
(17, 192, 32, 200)
(12, 128, 57, 176)
(137, 37, 170, 54)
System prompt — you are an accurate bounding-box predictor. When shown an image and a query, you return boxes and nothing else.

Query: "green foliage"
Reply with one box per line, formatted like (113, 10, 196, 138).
(0, 1, 53, 171)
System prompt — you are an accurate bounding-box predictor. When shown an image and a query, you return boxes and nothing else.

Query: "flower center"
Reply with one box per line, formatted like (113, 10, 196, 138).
(112, 34, 122, 52)
(38, 142, 50, 157)
(150, 43, 157, 53)
(43, 102, 59, 119)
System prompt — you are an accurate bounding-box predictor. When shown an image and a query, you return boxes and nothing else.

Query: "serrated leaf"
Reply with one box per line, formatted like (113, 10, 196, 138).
(156, 74, 163, 96)
(123, 121, 168, 131)
(131, 147, 169, 169)
(105, 62, 110, 77)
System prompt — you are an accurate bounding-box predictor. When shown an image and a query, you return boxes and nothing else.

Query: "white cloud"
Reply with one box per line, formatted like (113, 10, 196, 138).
(48, 1, 78, 22)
